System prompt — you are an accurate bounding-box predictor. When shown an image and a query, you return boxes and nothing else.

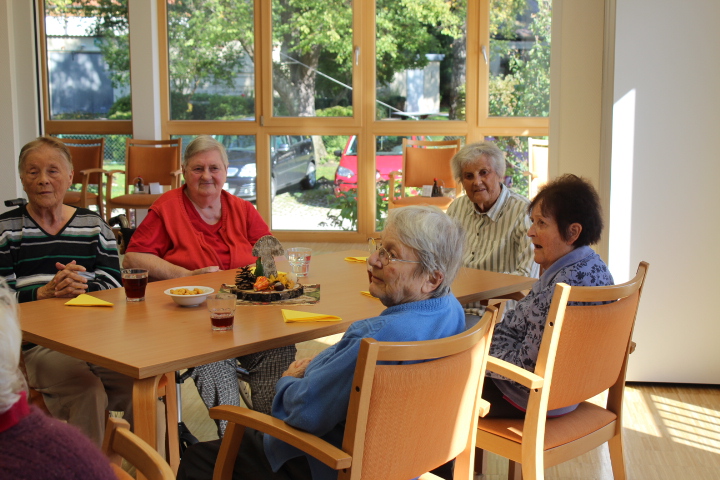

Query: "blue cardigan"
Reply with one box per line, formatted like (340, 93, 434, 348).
(264, 294, 466, 480)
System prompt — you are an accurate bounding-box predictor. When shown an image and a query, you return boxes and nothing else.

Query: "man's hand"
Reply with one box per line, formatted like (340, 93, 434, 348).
(36, 261, 90, 300)
(281, 357, 315, 378)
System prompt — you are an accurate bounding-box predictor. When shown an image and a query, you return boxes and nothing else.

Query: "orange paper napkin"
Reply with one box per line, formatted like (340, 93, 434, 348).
(65, 294, 114, 307)
(344, 256, 367, 263)
(281, 309, 341, 323)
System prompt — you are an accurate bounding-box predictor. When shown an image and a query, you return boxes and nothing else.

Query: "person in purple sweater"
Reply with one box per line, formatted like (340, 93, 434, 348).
(178, 205, 468, 480)
(0, 280, 117, 480)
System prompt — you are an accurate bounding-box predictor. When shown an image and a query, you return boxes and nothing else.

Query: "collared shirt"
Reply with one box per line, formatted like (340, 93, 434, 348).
(447, 184, 539, 314)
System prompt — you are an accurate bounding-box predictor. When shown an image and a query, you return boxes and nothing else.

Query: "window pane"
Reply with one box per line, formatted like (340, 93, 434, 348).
(272, 136, 353, 231)
(375, 0, 466, 121)
(485, 135, 548, 199)
(489, 0, 551, 117)
(341, 135, 460, 231)
(167, 1, 255, 121)
(271, 1, 353, 117)
(222, 135, 259, 199)
(44, 1, 131, 120)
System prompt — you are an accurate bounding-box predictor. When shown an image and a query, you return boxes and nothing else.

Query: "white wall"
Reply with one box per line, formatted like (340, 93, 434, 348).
(613, 0, 720, 383)
(0, 0, 39, 213)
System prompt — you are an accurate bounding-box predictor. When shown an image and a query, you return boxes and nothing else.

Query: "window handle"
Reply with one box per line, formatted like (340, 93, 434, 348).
(482, 45, 488, 65)
(355, 46, 360, 66)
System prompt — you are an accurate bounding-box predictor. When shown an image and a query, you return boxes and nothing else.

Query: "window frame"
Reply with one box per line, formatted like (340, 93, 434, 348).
(36, 0, 550, 242)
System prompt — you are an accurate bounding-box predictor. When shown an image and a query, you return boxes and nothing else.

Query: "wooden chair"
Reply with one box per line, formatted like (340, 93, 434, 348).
(59, 137, 107, 218)
(209, 305, 500, 480)
(475, 262, 649, 480)
(388, 138, 461, 211)
(105, 139, 182, 224)
(103, 417, 175, 480)
(20, 355, 179, 473)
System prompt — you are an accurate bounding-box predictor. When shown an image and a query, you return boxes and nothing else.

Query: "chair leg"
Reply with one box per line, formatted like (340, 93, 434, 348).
(608, 434, 627, 480)
(508, 461, 523, 480)
(474, 447, 488, 475)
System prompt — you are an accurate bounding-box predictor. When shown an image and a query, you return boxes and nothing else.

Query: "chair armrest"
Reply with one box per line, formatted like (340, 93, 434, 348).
(79, 167, 109, 175)
(210, 405, 352, 471)
(486, 357, 544, 389)
(388, 171, 402, 201)
(477, 398, 491, 418)
(171, 169, 183, 189)
(104, 169, 125, 203)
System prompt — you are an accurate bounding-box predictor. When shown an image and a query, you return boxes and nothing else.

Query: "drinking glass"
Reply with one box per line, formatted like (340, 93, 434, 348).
(207, 293, 236, 331)
(286, 247, 312, 277)
(121, 268, 149, 302)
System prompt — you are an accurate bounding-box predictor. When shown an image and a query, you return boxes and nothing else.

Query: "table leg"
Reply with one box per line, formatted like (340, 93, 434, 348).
(132, 375, 162, 480)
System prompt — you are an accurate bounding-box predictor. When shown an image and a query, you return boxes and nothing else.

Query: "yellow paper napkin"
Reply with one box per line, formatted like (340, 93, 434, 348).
(282, 309, 341, 323)
(361, 291, 380, 300)
(344, 256, 368, 263)
(65, 294, 114, 307)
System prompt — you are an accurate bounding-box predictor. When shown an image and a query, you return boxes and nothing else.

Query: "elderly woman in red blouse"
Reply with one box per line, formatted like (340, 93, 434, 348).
(123, 135, 295, 435)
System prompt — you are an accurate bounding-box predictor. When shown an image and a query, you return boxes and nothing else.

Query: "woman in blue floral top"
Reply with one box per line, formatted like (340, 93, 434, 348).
(485, 174, 614, 417)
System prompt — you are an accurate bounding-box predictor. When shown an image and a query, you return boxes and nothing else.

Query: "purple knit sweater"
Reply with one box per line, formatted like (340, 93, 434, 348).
(0, 404, 116, 480)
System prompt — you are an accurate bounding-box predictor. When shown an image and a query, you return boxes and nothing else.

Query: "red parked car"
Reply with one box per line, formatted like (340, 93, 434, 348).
(335, 135, 447, 193)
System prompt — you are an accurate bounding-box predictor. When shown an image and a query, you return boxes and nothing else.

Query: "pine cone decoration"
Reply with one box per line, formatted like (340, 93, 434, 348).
(235, 266, 256, 290)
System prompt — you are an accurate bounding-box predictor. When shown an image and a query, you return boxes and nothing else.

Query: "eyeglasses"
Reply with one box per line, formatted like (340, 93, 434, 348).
(368, 238, 421, 267)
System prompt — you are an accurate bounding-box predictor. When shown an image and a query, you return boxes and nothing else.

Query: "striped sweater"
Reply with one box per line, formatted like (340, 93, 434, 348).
(0, 206, 122, 303)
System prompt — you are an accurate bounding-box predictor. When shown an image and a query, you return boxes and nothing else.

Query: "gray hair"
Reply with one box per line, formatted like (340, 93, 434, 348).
(18, 136, 73, 174)
(450, 141, 506, 181)
(385, 205, 465, 297)
(183, 135, 228, 168)
(0, 280, 24, 414)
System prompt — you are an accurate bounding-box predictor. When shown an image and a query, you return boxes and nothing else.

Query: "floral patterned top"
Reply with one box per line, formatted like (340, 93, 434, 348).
(488, 245, 613, 414)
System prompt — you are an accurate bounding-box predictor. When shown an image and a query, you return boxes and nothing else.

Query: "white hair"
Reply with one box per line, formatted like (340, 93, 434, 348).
(0, 280, 24, 414)
(385, 205, 465, 297)
(450, 141, 506, 181)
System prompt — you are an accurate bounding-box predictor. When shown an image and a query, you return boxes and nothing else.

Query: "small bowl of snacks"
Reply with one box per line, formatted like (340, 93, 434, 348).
(164, 286, 215, 307)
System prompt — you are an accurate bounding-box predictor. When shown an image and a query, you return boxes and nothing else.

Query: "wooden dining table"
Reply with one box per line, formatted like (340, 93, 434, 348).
(19, 249, 535, 473)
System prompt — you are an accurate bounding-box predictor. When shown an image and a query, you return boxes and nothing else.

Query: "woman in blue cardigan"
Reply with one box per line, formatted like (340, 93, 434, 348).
(178, 205, 468, 480)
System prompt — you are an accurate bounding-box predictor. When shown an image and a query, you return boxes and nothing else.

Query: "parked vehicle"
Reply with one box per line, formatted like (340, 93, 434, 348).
(219, 135, 316, 201)
(333, 135, 447, 193)
(333, 136, 405, 193)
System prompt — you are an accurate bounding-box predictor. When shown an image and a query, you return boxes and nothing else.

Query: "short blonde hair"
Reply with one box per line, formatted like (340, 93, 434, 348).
(183, 135, 228, 168)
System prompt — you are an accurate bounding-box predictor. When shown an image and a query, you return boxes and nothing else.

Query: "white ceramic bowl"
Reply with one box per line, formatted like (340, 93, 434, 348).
(164, 286, 215, 307)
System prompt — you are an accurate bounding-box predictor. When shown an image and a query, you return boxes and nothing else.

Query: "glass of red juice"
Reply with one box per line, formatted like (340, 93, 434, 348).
(207, 293, 236, 331)
(121, 268, 149, 302)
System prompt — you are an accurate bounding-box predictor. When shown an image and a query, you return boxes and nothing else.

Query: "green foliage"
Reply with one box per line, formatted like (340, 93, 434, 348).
(321, 183, 390, 231)
(108, 95, 132, 120)
(170, 92, 255, 120)
(315, 106, 352, 161)
(52, 112, 102, 120)
(490, 135, 534, 198)
(489, 0, 551, 117)
(167, 0, 253, 101)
